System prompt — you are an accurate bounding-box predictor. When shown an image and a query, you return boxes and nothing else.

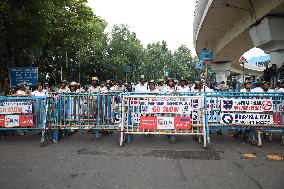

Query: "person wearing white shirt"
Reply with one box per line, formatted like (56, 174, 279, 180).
(87, 77, 100, 93)
(58, 80, 71, 93)
(162, 78, 176, 94)
(176, 79, 189, 93)
(240, 82, 252, 93)
(157, 79, 165, 92)
(147, 80, 159, 93)
(135, 75, 148, 93)
(262, 81, 274, 93)
(251, 82, 263, 92)
(31, 84, 47, 97)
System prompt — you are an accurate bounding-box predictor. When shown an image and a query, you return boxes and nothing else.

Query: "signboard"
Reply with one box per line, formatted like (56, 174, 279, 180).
(221, 99, 273, 112)
(140, 116, 157, 129)
(220, 113, 273, 125)
(157, 117, 174, 129)
(0, 101, 33, 115)
(174, 117, 192, 130)
(164, 71, 169, 77)
(200, 49, 213, 61)
(0, 114, 34, 127)
(139, 116, 192, 130)
(206, 98, 221, 110)
(141, 100, 194, 114)
(195, 61, 204, 70)
(10, 67, 38, 87)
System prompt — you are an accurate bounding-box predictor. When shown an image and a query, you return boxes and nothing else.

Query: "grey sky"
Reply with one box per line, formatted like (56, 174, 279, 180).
(87, 0, 264, 59)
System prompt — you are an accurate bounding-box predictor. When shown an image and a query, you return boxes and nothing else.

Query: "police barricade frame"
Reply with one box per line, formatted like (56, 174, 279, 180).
(119, 93, 208, 147)
(203, 92, 284, 146)
(0, 96, 48, 146)
(47, 92, 122, 141)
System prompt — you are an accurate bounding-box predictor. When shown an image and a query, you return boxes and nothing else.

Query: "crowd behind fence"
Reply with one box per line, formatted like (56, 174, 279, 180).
(0, 91, 283, 147)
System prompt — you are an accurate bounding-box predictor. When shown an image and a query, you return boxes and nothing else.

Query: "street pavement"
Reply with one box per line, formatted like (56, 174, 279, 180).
(0, 131, 284, 189)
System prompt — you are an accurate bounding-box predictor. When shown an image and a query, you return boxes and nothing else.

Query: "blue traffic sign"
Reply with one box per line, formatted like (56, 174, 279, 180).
(201, 49, 213, 61)
(10, 67, 38, 87)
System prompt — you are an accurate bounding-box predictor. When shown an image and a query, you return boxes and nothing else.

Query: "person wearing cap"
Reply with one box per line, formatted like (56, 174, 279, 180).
(69, 81, 79, 93)
(88, 77, 100, 93)
(277, 79, 284, 92)
(240, 81, 252, 92)
(100, 80, 112, 93)
(58, 80, 71, 93)
(135, 75, 148, 93)
(147, 80, 159, 93)
(176, 78, 190, 92)
(157, 78, 165, 92)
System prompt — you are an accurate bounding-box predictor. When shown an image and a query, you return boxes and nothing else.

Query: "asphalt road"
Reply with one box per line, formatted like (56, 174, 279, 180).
(0, 131, 284, 189)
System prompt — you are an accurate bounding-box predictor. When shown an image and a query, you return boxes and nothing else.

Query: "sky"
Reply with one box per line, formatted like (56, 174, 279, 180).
(87, 0, 266, 60)
(87, 0, 196, 53)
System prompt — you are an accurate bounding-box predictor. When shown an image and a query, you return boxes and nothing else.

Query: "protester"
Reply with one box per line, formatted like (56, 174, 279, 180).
(176, 78, 189, 92)
(135, 75, 148, 93)
(31, 83, 47, 96)
(147, 80, 159, 93)
(58, 80, 71, 93)
(240, 81, 251, 92)
(251, 82, 262, 92)
(87, 77, 100, 93)
(116, 80, 126, 92)
(162, 78, 176, 93)
(262, 81, 274, 92)
(69, 81, 80, 93)
(157, 78, 165, 92)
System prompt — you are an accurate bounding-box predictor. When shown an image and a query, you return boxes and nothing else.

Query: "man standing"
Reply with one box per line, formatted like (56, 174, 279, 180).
(87, 77, 100, 93)
(135, 75, 148, 93)
(162, 78, 176, 94)
(58, 80, 71, 93)
(176, 78, 189, 92)
(117, 80, 126, 92)
(157, 78, 165, 92)
(240, 82, 252, 93)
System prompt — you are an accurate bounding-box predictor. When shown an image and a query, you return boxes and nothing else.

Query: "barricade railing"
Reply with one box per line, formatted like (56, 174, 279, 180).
(47, 92, 122, 141)
(0, 96, 47, 146)
(203, 92, 284, 146)
(119, 93, 207, 147)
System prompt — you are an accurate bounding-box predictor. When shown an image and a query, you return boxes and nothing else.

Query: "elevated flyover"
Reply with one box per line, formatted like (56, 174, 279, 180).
(193, 0, 284, 82)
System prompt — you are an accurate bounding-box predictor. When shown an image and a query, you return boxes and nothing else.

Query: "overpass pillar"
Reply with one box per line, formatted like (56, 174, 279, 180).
(250, 16, 284, 68)
(210, 62, 231, 83)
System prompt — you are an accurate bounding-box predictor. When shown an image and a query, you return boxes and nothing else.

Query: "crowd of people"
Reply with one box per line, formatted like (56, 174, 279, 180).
(1, 75, 284, 97)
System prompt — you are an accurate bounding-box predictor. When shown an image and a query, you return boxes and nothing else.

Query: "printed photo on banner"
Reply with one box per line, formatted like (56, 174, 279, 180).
(221, 99, 273, 112)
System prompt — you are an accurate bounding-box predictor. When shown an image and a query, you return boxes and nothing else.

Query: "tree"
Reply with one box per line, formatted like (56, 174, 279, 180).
(106, 24, 144, 81)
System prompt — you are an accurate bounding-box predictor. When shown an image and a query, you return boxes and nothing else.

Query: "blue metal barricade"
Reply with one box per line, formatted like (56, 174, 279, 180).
(119, 93, 207, 147)
(204, 92, 284, 146)
(0, 96, 47, 146)
(47, 92, 122, 142)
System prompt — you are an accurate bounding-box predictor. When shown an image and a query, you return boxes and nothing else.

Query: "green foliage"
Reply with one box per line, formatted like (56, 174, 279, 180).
(0, 0, 198, 85)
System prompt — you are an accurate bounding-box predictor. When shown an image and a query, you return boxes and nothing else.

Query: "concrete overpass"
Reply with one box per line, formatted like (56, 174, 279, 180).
(193, 0, 284, 82)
